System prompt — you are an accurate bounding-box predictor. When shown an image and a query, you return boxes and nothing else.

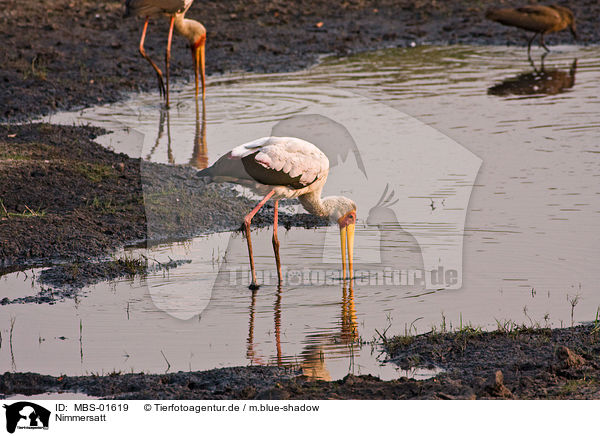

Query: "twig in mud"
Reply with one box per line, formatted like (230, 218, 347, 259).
(523, 305, 534, 328)
(142, 253, 165, 268)
(374, 325, 391, 344)
(409, 317, 423, 336)
(160, 350, 171, 373)
(375, 314, 393, 343)
(0, 198, 8, 218)
(10, 316, 16, 370)
(9, 316, 15, 347)
(79, 319, 83, 363)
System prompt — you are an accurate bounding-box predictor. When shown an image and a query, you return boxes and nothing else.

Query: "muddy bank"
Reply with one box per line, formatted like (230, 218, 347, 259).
(246, 324, 600, 399)
(378, 323, 600, 399)
(37, 257, 190, 289)
(0, 366, 300, 400)
(2, 324, 599, 399)
(0, 257, 192, 305)
(0, 123, 327, 275)
(1, 0, 598, 122)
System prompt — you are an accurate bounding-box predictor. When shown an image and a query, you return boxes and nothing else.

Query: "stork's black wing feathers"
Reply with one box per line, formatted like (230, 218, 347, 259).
(241, 152, 317, 189)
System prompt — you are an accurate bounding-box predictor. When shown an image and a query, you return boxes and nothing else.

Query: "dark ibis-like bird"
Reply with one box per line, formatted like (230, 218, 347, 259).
(125, 0, 206, 106)
(485, 5, 576, 55)
(197, 137, 357, 289)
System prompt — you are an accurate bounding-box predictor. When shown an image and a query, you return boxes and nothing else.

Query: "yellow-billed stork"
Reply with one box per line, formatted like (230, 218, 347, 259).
(125, 0, 206, 106)
(197, 137, 357, 290)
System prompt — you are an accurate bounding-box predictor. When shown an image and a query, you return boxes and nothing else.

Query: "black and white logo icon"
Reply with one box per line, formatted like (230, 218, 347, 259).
(3, 402, 50, 434)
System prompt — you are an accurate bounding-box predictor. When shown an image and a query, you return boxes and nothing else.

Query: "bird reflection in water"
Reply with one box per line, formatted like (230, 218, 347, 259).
(245, 280, 359, 381)
(145, 107, 174, 164)
(145, 99, 208, 167)
(244, 285, 285, 367)
(299, 281, 358, 381)
(246, 288, 262, 365)
(488, 56, 577, 97)
(189, 99, 208, 169)
(272, 285, 284, 367)
(340, 282, 358, 344)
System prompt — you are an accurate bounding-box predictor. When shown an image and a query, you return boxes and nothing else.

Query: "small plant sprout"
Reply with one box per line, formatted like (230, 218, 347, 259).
(543, 313, 550, 328)
(567, 293, 580, 327)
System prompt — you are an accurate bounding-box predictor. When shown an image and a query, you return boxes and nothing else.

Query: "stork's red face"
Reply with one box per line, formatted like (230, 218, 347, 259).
(338, 210, 356, 228)
(338, 210, 356, 280)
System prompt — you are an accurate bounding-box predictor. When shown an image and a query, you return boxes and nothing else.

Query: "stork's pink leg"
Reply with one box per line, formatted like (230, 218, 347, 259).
(272, 200, 282, 284)
(139, 18, 165, 98)
(244, 189, 276, 290)
(165, 16, 175, 108)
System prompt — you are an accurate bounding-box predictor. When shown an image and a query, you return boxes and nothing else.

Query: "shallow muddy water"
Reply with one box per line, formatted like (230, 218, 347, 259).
(3, 45, 600, 379)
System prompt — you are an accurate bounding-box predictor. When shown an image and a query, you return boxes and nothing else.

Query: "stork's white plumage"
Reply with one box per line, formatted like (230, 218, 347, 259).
(198, 137, 357, 289)
(125, 0, 206, 106)
(232, 136, 329, 193)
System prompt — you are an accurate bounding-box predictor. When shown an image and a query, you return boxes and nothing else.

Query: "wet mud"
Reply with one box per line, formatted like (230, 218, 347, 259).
(1, 0, 598, 122)
(0, 257, 191, 305)
(3, 325, 599, 399)
(0, 366, 299, 400)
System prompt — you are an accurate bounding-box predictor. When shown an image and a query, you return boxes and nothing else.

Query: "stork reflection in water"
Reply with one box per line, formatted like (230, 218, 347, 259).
(488, 57, 577, 97)
(190, 100, 208, 169)
(145, 107, 173, 164)
(145, 101, 207, 166)
(299, 282, 358, 381)
(246, 281, 358, 381)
